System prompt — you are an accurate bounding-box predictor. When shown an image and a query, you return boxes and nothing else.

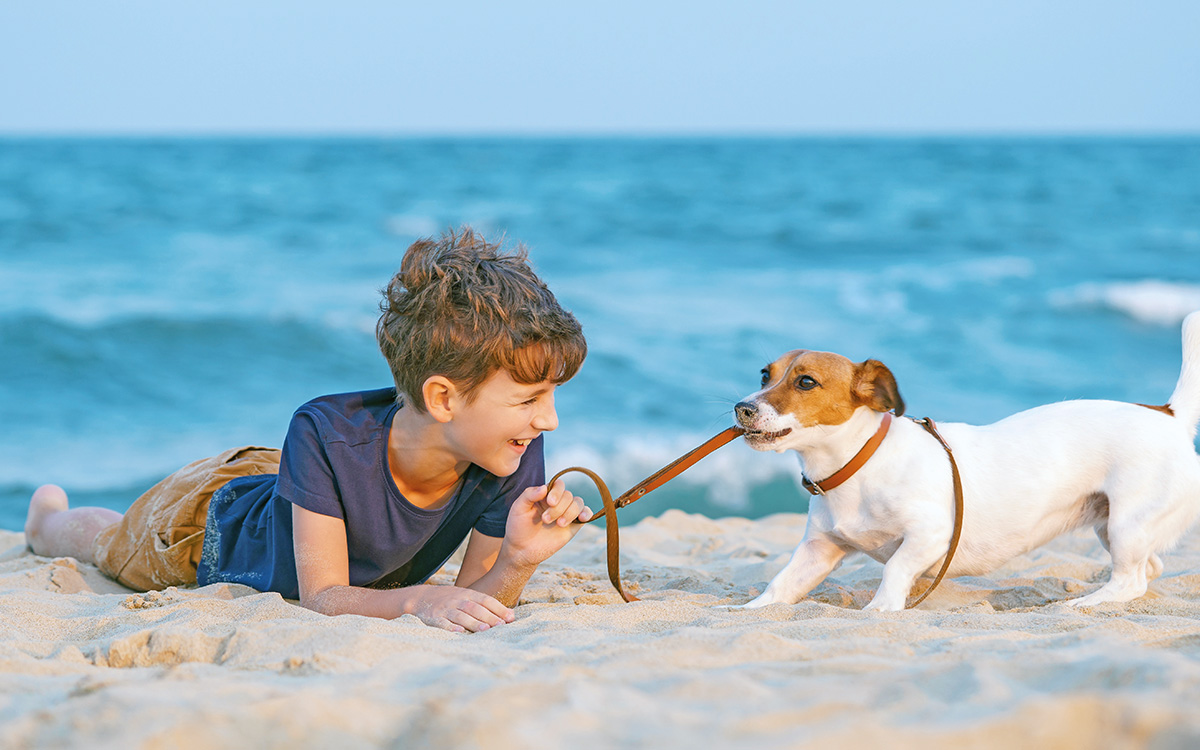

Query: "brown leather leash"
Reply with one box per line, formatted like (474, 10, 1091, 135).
(906, 417, 964, 608)
(550, 426, 744, 602)
(551, 414, 964, 609)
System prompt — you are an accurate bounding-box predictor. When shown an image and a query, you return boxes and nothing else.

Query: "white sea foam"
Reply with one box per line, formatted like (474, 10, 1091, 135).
(0, 255, 383, 335)
(1052, 280, 1200, 326)
(884, 256, 1037, 290)
(823, 256, 1036, 333)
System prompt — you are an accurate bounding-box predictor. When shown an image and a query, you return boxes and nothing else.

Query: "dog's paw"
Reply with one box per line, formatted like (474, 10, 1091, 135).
(862, 593, 907, 612)
(1063, 580, 1146, 608)
(739, 593, 781, 610)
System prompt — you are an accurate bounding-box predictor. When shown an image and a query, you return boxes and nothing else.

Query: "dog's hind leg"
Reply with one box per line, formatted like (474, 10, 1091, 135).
(1147, 553, 1165, 581)
(1070, 502, 1161, 606)
(1094, 522, 1164, 583)
(1066, 549, 1151, 607)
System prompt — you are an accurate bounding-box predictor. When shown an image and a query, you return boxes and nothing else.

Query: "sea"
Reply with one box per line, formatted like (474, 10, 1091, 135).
(2, 137, 1199, 530)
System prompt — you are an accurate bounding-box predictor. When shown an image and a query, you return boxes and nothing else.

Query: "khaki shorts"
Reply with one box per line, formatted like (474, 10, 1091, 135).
(92, 446, 281, 591)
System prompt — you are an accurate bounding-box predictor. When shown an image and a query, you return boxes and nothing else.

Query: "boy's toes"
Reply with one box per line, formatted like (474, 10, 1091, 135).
(25, 484, 69, 549)
(31, 485, 69, 512)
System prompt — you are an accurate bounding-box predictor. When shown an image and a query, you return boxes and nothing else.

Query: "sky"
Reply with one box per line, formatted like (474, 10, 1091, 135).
(0, 1, 1197, 136)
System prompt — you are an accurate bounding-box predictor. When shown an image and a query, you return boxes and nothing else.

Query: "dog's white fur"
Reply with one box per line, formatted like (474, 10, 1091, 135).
(735, 311, 1200, 611)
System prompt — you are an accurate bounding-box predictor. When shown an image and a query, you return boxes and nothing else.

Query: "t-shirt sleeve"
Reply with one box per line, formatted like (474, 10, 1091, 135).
(472, 435, 547, 538)
(275, 408, 346, 520)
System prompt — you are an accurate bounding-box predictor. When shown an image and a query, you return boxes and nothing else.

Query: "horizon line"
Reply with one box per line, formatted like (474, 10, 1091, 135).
(2, 128, 1199, 141)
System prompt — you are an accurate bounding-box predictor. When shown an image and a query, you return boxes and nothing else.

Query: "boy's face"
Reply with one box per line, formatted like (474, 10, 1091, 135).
(447, 368, 560, 477)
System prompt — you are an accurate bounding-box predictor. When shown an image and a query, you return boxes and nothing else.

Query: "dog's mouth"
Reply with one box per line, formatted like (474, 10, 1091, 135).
(742, 427, 793, 443)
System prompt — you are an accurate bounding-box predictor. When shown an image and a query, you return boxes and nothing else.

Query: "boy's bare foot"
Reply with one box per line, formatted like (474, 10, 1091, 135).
(24, 485, 120, 561)
(25, 484, 70, 555)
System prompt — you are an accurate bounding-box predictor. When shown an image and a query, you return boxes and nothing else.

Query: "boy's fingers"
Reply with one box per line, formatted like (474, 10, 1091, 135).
(464, 590, 515, 622)
(446, 599, 513, 633)
(518, 484, 550, 509)
(461, 600, 507, 628)
(542, 478, 567, 507)
(435, 617, 467, 634)
(445, 610, 485, 632)
(428, 592, 513, 633)
(541, 490, 577, 524)
(556, 495, 588, 526)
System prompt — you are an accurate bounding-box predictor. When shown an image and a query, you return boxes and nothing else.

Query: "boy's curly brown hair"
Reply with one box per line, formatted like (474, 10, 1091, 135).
(377, 227, 586, 411)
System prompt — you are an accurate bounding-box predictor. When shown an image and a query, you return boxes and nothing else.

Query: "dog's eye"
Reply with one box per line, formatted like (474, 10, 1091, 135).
(760, 369, 770, 386)
(795, 375, 819, 391)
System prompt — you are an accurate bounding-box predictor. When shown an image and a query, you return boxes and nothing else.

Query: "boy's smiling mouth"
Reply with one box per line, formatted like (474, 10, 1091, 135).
(510, 437, 534, 447)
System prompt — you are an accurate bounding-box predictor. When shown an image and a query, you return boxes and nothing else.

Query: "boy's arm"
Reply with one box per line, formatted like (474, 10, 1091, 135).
(456, 530, 502, 588)
(292, 504, 513, 632)
(456, 480, 592, 607)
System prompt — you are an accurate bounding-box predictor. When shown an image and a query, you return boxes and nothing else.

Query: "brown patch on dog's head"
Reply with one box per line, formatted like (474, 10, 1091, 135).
(758, 350, 905, 427)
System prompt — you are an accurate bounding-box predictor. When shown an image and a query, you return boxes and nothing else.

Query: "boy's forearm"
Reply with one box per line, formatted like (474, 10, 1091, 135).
(301, 584, 411, 619)
(464, 548, 538, 608)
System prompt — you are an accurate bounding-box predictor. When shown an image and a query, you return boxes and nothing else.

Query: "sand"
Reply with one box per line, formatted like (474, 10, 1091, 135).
(3, 512, 1200, 749)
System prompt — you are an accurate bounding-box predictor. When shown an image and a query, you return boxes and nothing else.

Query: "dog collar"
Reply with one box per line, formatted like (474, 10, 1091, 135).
(801, 412, 893, 495)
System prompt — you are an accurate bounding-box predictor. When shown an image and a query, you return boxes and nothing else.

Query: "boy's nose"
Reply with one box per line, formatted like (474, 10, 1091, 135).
(531, 395, 559, 432)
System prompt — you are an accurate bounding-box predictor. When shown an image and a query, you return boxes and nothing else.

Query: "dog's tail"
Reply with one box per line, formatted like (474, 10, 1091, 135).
(1168, 310, 1200, 438)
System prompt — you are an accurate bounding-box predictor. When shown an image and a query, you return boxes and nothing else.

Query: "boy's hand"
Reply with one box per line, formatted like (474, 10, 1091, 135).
(401, 584, 514, 633)
(502, 479, 593, 568)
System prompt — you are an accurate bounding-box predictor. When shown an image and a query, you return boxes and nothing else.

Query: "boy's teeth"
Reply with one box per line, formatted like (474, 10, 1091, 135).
(512, 438, 532, 446)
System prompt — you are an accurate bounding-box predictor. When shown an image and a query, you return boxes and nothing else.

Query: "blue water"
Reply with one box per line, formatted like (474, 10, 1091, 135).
(2, 137, 1199, 530)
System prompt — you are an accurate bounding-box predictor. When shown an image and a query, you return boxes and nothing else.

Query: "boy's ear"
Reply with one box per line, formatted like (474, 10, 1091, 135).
(422, 376, 456, 423)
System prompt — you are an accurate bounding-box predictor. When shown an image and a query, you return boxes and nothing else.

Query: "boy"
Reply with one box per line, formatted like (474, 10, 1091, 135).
(24, 228, 592, 633)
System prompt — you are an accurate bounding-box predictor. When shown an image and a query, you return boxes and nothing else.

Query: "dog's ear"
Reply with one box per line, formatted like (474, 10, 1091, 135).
(853, 359, 905, 416)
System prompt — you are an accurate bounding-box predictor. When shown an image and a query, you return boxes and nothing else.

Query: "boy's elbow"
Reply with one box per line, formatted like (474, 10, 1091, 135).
(298, 584, 343, 616)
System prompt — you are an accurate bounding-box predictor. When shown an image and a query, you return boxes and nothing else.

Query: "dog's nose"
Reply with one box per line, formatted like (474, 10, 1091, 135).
(734, 401, 757, 425)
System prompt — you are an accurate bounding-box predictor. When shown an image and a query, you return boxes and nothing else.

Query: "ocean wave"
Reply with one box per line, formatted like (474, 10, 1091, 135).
(0, 428, 261, 492)
(901, 256, 1037, 288)
(0, 305, 380, 343)
(560, 255, 1039, 347)
(0, 255, 384, 333)
(820, 257, 1037, 332)
(1051, 280, 1200, 326)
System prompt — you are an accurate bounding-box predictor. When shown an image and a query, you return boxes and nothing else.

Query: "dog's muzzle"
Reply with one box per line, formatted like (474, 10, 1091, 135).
(735, 401, 793, 441)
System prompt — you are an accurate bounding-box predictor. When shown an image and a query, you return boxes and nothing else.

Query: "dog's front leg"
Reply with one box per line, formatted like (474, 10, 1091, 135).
(864, 535, 947, 611)
(742, 535, 847, 608)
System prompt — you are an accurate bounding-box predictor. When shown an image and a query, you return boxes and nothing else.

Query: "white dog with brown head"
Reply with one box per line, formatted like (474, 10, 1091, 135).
(734, 311, 1200, 611)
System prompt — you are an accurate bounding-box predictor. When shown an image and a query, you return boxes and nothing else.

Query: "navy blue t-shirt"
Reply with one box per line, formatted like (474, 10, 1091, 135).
(196, 388, 545, 599)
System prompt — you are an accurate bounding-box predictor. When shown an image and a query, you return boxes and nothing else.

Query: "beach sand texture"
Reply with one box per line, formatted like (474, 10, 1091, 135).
(3, 511, 1200, 749)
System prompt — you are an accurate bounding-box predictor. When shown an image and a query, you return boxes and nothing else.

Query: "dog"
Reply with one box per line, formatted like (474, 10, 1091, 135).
(733, 311, 1200, 611)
